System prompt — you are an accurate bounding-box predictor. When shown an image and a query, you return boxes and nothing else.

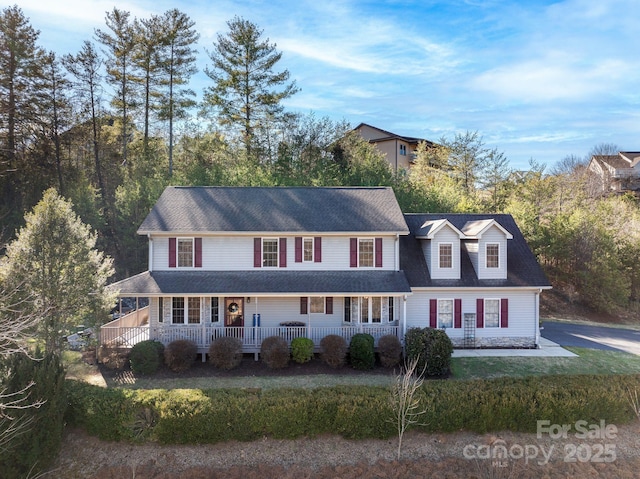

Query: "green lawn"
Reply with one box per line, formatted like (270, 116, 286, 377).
(450, 347, 640, 380)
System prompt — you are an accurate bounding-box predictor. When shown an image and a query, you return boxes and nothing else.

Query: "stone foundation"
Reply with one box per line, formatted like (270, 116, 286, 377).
(452, 336, 536, 349)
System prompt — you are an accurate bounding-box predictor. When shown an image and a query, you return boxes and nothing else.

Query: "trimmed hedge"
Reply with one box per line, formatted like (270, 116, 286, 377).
(65, 374, 640, 444)
(260, 336, 290, 369)
(377, 334, 402, 368)
(208, 336, 243, 370)
(320, 334, 348, 368)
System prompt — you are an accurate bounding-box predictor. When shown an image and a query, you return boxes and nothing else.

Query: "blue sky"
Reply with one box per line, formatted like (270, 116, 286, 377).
(12, 0, 640, 170)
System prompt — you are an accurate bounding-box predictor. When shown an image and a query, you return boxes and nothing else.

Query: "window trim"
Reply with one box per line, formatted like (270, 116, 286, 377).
(437, 298, 454, 329)
(170, 296, 202, 324)
(176, 237, 195, 268)
(486, 243, 500, 269)
(484, 298, 500, 328)
(358, 238, 375, 268)
(310, 296, 325, 314)
(438, 242, 453, 269)
(262, 237, 279, 268)
(303, 237, 314, 262)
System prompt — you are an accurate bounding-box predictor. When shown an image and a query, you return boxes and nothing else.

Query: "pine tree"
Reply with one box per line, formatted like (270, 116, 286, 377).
(157, 9, 199, 177)
(95, 8, 137, 164)
(203, 16, 298, 160)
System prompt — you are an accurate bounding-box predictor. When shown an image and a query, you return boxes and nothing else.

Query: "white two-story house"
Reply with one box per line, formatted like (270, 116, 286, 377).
(103, 186, 551, 356)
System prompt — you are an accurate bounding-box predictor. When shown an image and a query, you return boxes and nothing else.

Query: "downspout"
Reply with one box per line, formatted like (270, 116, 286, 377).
(148, 234, 153, 272)
(535, 289, 541, 348)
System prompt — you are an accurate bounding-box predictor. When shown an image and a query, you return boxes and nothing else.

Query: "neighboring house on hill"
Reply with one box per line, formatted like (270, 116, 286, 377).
(102, 186, 551, 358)
(587, 152, 640, 195)
(354, 123, 435, 172)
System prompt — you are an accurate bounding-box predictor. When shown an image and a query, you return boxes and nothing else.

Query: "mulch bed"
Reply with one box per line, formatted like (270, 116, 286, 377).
(99, 353, 399, 382)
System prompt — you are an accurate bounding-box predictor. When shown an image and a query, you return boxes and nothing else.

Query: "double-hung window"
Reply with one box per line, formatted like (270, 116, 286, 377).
(310, 297, 325, 314)
(177, 238, 194, 267)
(486, 243, 499, 268)
(438, 299, 454, 328)
(439, 243, 452, 269)
(485, 299, 500, 327)
(359, 239, 374, 267)
(171, 296, 201, 324)
(303, 237, 314, 262)
(262, 238, 279, 267)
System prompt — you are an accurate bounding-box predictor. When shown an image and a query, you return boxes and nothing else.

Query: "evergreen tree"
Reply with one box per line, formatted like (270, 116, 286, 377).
(95, 8, 137, 164)
(157, 9, 199, 177)
(1, 188, 115, 354)
(203, 16, 298, 160)
(0, 6, 45, 218)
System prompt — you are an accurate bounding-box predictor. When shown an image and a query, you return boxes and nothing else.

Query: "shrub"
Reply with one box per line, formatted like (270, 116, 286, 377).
(130, 340, 164, 375)
(0, 351, 66, 479)
(405, 327, 453, 377)
(320, 334, 348, 368)
(65, 375, 640, 444)
(164, 339, 198, 372)
(349, 333, 375, 370)
(260, 336, 289, 369)
(208, 336, 243, 370)
(291, 337, 314, 364)
(377, 334, 403, 368)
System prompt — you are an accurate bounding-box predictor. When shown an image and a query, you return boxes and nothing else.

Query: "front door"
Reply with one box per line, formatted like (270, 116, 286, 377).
(225, 297, 244, 330)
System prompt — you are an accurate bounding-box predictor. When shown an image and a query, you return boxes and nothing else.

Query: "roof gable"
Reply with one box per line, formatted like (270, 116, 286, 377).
(415, 219, 465, 239)
(138, 186, 409, 234)
(461, 219, 513, 239)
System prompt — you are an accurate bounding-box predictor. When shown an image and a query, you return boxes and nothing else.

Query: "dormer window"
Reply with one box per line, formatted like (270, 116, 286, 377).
(486, 243, 499, 268)
(177, 238, 194, 267)
(439, 243, 452, 269)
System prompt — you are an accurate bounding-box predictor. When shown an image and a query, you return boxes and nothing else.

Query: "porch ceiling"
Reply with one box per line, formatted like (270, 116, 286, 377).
(109, 270, 411, 296)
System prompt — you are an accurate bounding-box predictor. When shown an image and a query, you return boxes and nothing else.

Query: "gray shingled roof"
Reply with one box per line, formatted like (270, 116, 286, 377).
(401, 214, 551, 288)
(138, 186, 409, 234)
(109, 270, 412, 295)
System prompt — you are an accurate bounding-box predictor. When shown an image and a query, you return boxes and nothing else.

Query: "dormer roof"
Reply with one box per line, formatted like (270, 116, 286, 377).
(401, 213, 550, 288)
(415, 219, 465, 239)
(461, 219, 513, 239)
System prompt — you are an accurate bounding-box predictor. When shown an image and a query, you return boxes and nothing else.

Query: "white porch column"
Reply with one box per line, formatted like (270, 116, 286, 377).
(148, 234, 153, 272)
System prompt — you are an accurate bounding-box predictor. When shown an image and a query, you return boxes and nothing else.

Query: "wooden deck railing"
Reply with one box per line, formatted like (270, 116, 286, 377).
(99, 324, 399, 352)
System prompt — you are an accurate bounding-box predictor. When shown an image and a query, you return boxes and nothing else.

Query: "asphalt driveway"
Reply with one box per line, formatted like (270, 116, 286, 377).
(541, 320, 640, 355)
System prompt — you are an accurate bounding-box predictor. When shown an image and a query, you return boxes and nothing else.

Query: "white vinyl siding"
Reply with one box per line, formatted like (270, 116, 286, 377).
(463, 226, 508, 280)
(406, 289, 537, 342)
(425, 226, 461, 279)
(151, 235, 398, 271)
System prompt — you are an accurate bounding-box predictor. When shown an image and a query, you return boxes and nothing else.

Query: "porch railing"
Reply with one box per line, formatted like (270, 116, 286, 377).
(99, 324, 399, 352)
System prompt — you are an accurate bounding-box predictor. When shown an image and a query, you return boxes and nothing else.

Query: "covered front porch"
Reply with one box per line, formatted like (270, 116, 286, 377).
(102, 269, 411, 359)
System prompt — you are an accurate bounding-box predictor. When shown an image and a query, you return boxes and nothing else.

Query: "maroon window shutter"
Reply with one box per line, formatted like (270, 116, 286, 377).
(300, 297, 308, 315)
(501, 298, 509, 328)
(429, 299, 437, 328)
(314, 237, 322, 263)
(279, 238, 287, 267)
(169, 238, 176, 268)
(325, 297, 333, 314)
(194, 238, 202, 267)
(454, 299, 462, 328)
(375, 238, 383, 267)
(295, 237, 302, 262)
(476, 299, 484, 328)
(254, 238, 261, 268)
(350, 238, 358, 267)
